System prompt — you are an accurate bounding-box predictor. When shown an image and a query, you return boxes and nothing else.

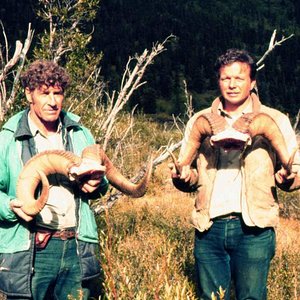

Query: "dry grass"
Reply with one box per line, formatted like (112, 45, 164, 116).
(81, 115, 300, 299)
(97, 162, 198, 299)
(276, 218, 300, 253)
(95, 161, 300, 299)
(268, 217, 300, 300)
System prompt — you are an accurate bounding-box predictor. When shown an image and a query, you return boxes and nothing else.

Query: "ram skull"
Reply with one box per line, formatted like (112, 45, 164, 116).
(175, 112, 296, 173)
(16, 144, 153, 216)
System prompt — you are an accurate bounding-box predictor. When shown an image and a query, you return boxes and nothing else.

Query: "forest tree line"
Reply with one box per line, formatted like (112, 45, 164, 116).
(1, 0, 300, 121)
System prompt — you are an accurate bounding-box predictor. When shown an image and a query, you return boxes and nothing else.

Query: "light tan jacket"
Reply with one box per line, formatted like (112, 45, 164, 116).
(175, 94, 300, 231)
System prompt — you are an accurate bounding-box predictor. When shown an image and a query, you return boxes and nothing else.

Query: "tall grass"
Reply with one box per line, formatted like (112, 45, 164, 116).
(87, 115, 299, 299)
(97, 186, 198, 299)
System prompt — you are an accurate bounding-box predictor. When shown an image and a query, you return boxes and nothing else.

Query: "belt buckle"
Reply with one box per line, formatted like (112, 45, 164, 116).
(226, 213, 240, 220)
(228, 215, 237, 220)
(59, 229, 69, 240)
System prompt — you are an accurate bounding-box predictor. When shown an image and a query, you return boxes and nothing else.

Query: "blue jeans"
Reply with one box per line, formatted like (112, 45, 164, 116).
(31, 237, 88, 300)
(194, 217, 275, 300)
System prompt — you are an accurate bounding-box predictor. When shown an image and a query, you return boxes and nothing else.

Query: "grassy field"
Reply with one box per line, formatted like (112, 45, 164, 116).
(69, 114, 300, 299)
(92, 160, 300, 300)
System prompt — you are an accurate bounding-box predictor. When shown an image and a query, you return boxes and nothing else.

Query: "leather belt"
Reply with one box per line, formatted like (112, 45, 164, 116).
(52, 228, 76, 240)
(36, 227, 76, 240)
(212, 213, 241, 221)
(35, 227, 76, 249)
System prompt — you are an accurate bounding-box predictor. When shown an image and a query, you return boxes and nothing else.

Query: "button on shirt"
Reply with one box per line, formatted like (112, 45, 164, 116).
(27, 113, 76, 230)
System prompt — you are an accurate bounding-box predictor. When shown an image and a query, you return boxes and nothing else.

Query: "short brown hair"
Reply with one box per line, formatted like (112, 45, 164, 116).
(20, 60, 70, 91)
(215, 49, 257, 80)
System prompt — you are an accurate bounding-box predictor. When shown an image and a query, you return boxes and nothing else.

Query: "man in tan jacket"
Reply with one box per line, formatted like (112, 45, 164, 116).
(170, 49, 299, 300)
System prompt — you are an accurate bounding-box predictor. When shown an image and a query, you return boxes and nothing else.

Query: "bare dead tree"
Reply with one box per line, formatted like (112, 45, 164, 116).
(67, 35, 176, 158)
(0, 23, 34, 121)
(99, 35, 175, 151)
(89, 35, 182, 213)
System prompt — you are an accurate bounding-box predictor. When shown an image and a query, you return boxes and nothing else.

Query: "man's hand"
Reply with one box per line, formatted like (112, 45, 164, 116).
(79, 171, 105, 193)
(168, 162, 192, 182)
(10, 199, 34, 222)
(275, 166, 299, 184)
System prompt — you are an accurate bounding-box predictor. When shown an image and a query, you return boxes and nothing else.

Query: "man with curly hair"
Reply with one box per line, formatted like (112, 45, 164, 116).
(170, 49, 300, 299)
(0, 60, 108, 299)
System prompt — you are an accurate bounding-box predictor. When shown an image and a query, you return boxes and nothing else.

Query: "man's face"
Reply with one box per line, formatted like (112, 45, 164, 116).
(25, 84, 64, 129)
(218, 62, 256, 107)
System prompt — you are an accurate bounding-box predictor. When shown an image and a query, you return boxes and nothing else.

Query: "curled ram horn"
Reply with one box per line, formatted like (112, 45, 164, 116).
(75, 144, 153, 198)
(16, 145, 153, 216)
(17, 150, 82, 216)
(176, 111, 296, 174)
(232, 112, 297, 172)
(177, 113, 227, 168)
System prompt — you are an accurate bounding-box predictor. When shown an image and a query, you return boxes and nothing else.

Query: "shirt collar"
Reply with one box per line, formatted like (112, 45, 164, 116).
(217, 99, 253, 119)
(211, 92, 261, 118)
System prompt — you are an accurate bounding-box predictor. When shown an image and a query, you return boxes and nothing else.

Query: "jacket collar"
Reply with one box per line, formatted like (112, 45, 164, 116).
(211, 92, 262, 115)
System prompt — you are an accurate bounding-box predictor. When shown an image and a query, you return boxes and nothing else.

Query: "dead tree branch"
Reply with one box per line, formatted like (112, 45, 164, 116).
(100, 35, 176, 151)
(183, 79, 194, 119)
(293, 109, 300, 132)
(294, 109, 300, 147)
(256, 29, 294, 71)
(7, 24, 34, 107)
(0, 23, 34, 121)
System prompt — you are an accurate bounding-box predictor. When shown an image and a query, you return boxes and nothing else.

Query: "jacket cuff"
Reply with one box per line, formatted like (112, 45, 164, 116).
(276, 174, 300, 192)
(172, 170, 199, 193)
(88, 176, 109, 199)
(0, 198, 18, 222)
(286, 176, 300, 191)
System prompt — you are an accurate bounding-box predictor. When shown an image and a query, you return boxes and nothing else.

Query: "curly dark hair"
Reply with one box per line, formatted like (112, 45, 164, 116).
(20, 60, 70, 91)
(215, 49, 257, 80)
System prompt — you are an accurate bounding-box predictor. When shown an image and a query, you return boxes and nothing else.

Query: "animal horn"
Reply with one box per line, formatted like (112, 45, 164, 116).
(178, 113, 227, 166)
(81, 145, 153, 198)
(16, 150, 82, 216)
(17, 145, 153, 216)
(232, 112, 294, 171)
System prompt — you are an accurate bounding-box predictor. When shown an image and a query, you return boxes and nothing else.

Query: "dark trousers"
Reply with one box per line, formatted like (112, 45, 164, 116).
(194, 217, 275, 300)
